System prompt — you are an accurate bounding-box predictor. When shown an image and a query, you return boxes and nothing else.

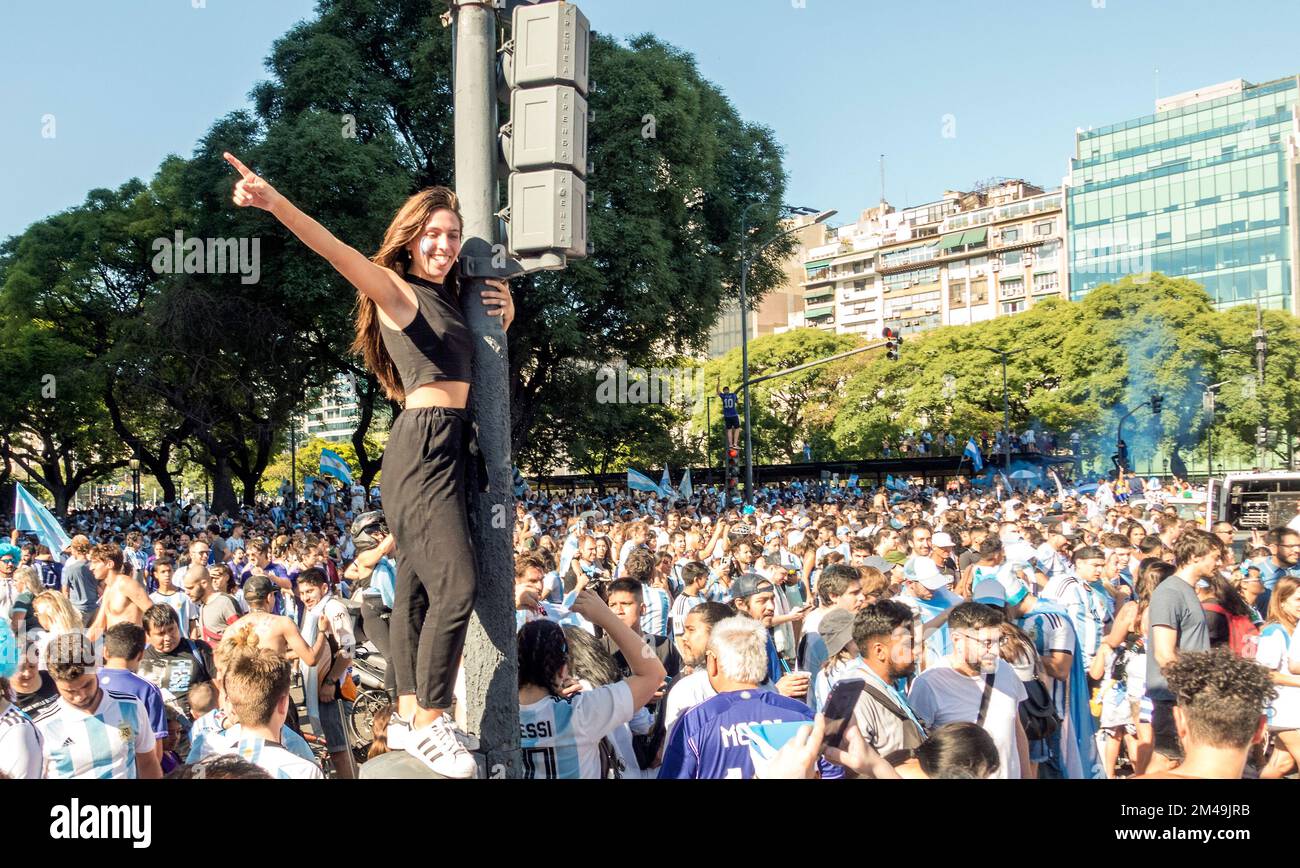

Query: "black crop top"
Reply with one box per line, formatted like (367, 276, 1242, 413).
(379, 274, 473, 391)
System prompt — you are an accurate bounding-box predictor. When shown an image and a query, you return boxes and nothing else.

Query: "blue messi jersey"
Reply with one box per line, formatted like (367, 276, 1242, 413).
(658, 689, 842, 780)
(720, 392, 739, 415)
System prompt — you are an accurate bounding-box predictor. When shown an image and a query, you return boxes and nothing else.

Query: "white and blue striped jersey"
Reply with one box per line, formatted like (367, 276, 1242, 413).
(1042, 574, 1109, 666)
(668, 593, 705, 636)
(518, 681, 633, 779)
(149, 588, 197, 633)
(189, 709, 316, 763)
(188, 730, 323, 779)
(33, 690, 156, 779)
(703, 574, 731, 604)
(0, 702, 43, 779)
(1018, 606, 1077, 718)
(640, 586, 671, 638)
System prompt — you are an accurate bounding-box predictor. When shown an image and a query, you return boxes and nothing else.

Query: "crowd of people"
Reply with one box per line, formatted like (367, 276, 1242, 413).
(3, 470, 1300, 780)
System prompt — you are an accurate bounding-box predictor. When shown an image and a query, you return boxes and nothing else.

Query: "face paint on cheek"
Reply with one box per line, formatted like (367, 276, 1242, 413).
(420, 237, 434, 257)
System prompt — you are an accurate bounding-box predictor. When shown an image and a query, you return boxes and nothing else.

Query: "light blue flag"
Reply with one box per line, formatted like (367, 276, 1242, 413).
(627, 469, 661, 494)
(847, 473, 859, 488)
(678, 468, 693, 501)
(14, 483, 71, 557)
(659, 466, 674, 499)
(319, 448, 353, 486)
(963, 437, 984, 472)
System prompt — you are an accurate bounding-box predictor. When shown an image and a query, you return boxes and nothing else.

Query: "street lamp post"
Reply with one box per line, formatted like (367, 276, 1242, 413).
(979, 347, 1022, 473)
(129, 458, 140, 513)
(1198, 380, 1225, 480)
(290, 416, 298, 506)
(705, 396, 713, 483)
(739, 204, 836, 505)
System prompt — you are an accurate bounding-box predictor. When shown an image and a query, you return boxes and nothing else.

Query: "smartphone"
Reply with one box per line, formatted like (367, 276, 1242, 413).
(821, 678, 866, 750)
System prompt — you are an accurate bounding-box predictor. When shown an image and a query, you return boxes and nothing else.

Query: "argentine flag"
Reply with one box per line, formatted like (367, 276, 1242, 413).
(627, 469, 661, 494)
(963, 437, 984, 472)
(659, 467, 674, 499)
(678, 468, 693, 501)
(319, 448, 353, 486)
(14, 482, 71, 557)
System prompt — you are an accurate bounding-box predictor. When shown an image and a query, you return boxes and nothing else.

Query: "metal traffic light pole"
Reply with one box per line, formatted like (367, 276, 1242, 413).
(449, 0, 517, 779)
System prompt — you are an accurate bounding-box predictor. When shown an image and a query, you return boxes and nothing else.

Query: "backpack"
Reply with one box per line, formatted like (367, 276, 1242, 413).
(1202, 602, 1260, 658)
(1019, 676, 1062, 742)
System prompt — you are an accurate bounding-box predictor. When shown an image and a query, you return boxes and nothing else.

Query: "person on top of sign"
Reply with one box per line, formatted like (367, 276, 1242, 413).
(223, 151, 516, 779)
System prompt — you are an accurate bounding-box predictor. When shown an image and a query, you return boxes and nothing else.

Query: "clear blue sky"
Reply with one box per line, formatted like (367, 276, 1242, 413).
(3, 0, 1297, 241)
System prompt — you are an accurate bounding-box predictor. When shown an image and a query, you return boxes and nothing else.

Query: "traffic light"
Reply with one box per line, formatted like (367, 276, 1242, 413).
(883, 327, 901, 362)
(500, 1, 591, 271)
(1149, 394, 1163, 415)
(724, 447, 740, 492)
(1257, 425, 1269, 447)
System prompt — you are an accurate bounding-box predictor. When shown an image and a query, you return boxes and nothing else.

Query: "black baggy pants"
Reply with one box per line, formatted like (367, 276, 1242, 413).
(382, 406, 482, 710)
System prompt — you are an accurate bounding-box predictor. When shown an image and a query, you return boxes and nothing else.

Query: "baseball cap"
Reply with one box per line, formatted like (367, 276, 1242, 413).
(836, 525, 851, 538)
(730, 573, 776, 600)
(906, 558, 951, 591)
(972, 580, 1006, 606)
(861, 555, 893, 573)
(931, 532, 956, 549)
(818, 609, 856, 658)
(244, 575, 278, 600)
(786, 529, 806, 548)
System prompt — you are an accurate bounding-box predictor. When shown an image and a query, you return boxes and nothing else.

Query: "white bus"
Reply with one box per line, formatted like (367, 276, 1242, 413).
(1207, 472, 1300, 531)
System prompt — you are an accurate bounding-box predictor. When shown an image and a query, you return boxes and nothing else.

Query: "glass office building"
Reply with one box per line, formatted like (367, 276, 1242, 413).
(1068, 76, 1299, 310)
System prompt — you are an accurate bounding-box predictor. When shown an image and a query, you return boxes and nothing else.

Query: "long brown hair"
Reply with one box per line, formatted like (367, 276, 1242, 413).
(1267, 576, 1300, 634)
(352, 187, 465, 402)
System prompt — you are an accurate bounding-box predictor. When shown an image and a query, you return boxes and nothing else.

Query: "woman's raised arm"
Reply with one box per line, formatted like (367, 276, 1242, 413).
(224, 152, 407, 314)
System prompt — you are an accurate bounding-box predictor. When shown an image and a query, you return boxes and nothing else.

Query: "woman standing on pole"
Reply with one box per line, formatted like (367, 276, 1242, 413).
(224, 152, 514, 778)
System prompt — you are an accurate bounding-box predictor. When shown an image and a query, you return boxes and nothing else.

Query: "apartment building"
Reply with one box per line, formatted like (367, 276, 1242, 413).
(800, 180, 1066, 338)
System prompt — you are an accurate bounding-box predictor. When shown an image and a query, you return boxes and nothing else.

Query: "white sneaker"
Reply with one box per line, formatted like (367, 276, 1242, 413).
(387, 714, 412, 751)
(404, 716, 478, 779)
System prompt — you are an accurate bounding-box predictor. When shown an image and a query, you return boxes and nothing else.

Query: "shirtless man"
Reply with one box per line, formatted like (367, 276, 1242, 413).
(87, 543, 154, 641)
(227, 575, 328, 666)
